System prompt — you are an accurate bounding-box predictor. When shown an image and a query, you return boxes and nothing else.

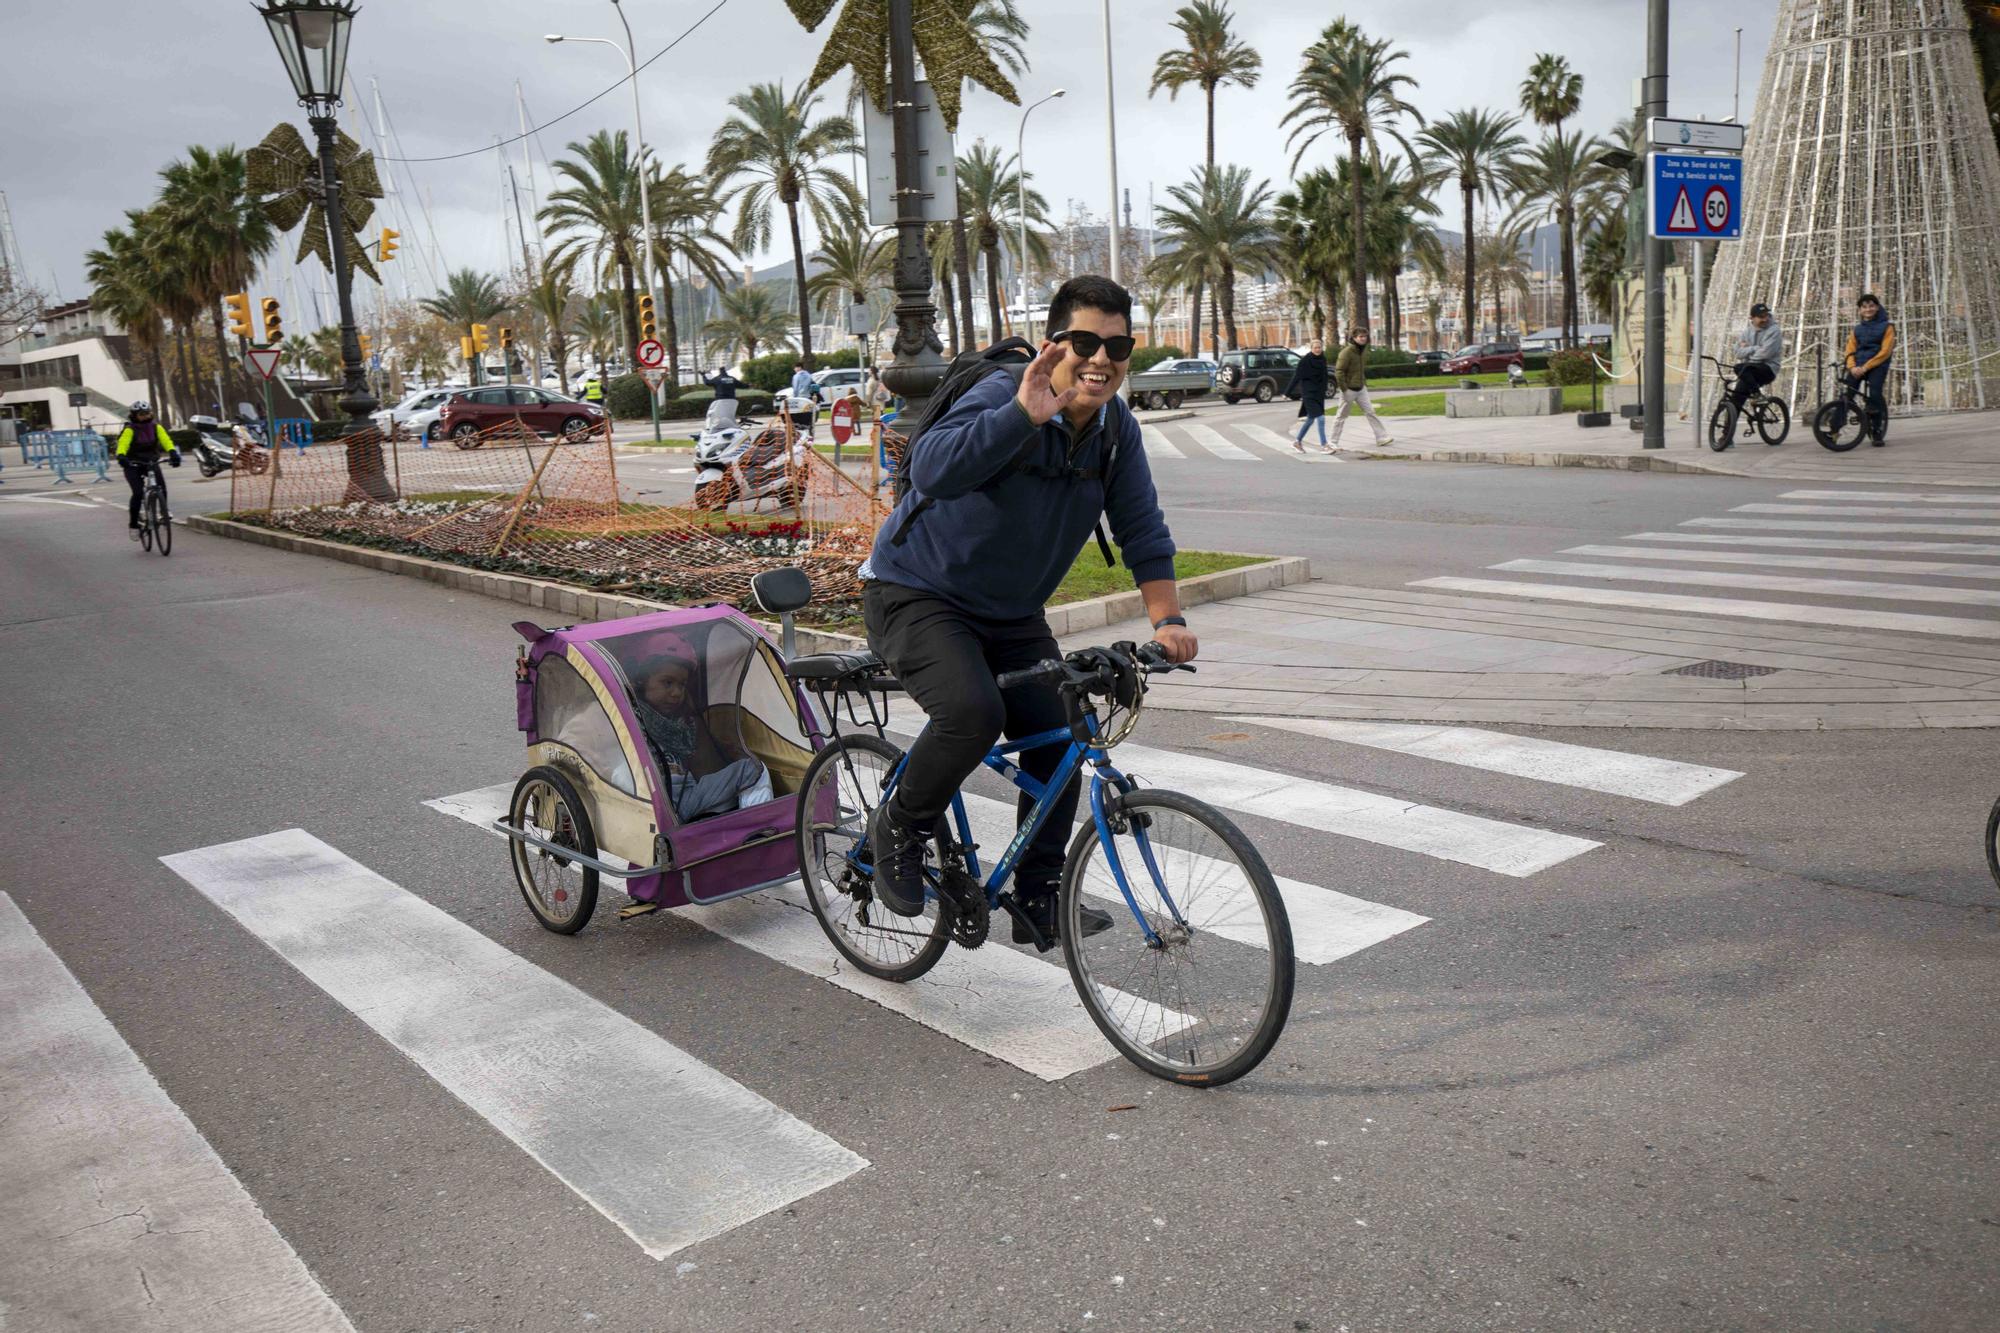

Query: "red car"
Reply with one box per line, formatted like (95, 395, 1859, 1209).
(436, 385, 607, 447)
(1439, 342, 1526, 375)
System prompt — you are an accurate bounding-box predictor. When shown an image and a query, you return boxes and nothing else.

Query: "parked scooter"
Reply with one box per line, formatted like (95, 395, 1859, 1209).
(184, 415, 241, 477)
(692, 395, 815, 511)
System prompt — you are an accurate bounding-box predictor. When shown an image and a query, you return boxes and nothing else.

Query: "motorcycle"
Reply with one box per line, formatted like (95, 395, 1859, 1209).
(692, 395, 816, 512)
(184, 415, 241, 478)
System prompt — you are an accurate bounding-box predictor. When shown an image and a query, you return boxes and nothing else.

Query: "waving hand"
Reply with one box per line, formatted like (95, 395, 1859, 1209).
(1014, 341, 1078, 426)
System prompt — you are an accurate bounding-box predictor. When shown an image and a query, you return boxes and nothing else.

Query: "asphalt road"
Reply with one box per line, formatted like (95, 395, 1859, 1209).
(2, 449, 1996, 1332)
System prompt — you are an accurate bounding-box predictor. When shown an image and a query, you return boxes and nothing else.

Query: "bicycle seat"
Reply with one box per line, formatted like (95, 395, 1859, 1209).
(784, 652, 898, 691)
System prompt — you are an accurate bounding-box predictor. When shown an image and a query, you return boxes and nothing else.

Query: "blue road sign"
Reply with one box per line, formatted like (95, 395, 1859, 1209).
(1648, 152, 1743, 240)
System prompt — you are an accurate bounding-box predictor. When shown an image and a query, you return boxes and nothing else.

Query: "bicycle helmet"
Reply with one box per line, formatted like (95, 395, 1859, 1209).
(129, 400, 152, 415)
(1748, 303, 1771, 318)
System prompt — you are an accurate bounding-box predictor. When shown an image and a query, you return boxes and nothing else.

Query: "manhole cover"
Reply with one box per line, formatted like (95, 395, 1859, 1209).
(1662, 659, 1782, 680)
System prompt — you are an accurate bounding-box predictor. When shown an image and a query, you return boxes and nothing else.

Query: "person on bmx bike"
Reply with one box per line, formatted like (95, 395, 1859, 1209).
(1728, 302, 1784, 417)
(859, 274, 1198, 950)
(1843, 293, 1897, 445)
(113, 401, 181, 538)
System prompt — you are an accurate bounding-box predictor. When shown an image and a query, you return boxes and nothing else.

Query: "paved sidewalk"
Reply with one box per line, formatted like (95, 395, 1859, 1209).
(1347, 407, 2000, 486)
(1072, 578, 2000, 730)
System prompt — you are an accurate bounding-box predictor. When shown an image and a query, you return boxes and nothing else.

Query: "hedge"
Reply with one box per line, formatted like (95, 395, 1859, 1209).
(1129, 344, 1185, 375)
(660, 388, 775, 421)
(605, 373, 653, 419)
(1544, 349, 1597, 386)
(739, 347, 860, 392)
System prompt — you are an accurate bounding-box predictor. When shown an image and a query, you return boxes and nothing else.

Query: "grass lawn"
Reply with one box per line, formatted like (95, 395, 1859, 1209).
(1052, 546, 1264, 605)
(1371, 383, 1600, 417)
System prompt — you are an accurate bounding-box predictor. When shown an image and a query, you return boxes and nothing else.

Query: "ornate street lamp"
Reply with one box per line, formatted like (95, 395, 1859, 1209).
(256, 0, 383, 456)
(879, 0, 948, 416)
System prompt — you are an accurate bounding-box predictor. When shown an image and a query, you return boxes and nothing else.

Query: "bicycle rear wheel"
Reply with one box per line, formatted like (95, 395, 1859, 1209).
(1707, 399, 1738, 451)
(137, 493, 155, 551)
(1814, 398, 1867, 451)
(1060, 789, 1293, 1087)
(148, 489, 172, 556)
(796, 733, 950, 983)
(1755, 396, 1791, 445)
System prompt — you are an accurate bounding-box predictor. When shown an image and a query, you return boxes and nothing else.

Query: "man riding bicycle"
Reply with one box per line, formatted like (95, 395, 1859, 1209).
(860, 274, 1197, 949)
(1843, 293, 1896, 445)
(113, 401, 181, 537)
(1729, 302, 1784, 412)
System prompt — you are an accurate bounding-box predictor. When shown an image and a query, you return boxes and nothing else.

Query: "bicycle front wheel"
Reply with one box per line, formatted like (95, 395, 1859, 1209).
(1814, 399, 1866, 451)
(1755, 397, 1791, 445)
(1707, 399, 1737, 451)
(148, 490, 172, 556)
(1061, 789, 1293, 1087)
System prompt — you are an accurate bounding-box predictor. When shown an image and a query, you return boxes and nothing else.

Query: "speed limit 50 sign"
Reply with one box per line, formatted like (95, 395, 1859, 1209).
(1648, 152, 1743, 240)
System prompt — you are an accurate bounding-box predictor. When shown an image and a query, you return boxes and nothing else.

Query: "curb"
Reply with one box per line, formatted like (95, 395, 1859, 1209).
(1369, 445, 1726, 475)
(186, 515, 1310, 651)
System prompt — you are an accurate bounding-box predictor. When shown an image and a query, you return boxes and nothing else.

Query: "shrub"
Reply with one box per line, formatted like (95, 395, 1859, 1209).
(1545, 348, 1598, 386)
(1129, 344, 1185, 375)
(604, 373, 654, 419)
(1364, 347, 1417, 367)
(660, 388, 775, 421)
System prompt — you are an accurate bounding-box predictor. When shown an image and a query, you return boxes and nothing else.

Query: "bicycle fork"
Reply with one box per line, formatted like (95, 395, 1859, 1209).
(1088, 774, 1190, 949)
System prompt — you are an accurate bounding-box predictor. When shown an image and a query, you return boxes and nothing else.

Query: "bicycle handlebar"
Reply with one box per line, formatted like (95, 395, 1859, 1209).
(995, 641, 1195, 693)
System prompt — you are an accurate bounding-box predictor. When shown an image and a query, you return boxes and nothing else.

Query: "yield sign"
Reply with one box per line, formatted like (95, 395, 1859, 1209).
(245, 347, 283, 380)
(641, 368, 667, 390)
(1665, 186, 1699, 234)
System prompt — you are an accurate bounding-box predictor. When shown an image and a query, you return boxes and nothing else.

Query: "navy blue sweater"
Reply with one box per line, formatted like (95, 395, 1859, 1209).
(866, 369, 1177, 621)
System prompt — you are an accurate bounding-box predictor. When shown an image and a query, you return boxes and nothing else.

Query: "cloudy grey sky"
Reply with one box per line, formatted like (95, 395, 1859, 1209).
(2, 0, 1778, 316)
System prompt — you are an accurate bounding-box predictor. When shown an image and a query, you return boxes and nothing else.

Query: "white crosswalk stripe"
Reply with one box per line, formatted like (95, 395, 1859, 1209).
(425, 787, 1193, 1078)
(1621, 531, 2000, 558)
(1178, 421, 1261, 462)
(161, 830, 868, 1260)
(1237, 421, 1343, 460)
(1490, 558, 2000, 608)
(1686, 517, 2000, 536)
(0, 893, 357, 1331)
(1779, 490, 2000, 504)
(1561, 544, 2000, 581)
(1733, 502, 2000, 520)
(1140, 424, 1186, 459)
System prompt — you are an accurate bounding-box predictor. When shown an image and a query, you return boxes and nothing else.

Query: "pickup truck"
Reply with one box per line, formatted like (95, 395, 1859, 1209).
(1124, 358, 1215, 411)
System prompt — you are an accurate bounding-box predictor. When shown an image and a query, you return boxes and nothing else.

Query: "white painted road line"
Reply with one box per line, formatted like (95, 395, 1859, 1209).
(1490, 558, 2000, 609)
(1140, 425, 1186, 459)
(880, 705, 1599, 877)
(428, 788, 1189, 1079)
(0, 893, 357, 1332)
(1778, 491, 2000, 505)
(1238, 422, 1341, 460)
(1414, 577, 2000, 640)
(1686, 517, 2000, 538)
(1732, 503, 2000, 520)
(161, 830, 866, 1260)
(1562, 545, 2000, 581)
(1180, 422, 1261, 462)
(1225, 716, 1743, 807)
(1623, 531, 2000, 558)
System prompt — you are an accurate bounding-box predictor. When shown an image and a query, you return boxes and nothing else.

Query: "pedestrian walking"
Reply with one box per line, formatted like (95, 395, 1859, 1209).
(788, 363, 818, 441)
(1285, 338, 1331, 453)
(1330, 328, 1393, 448)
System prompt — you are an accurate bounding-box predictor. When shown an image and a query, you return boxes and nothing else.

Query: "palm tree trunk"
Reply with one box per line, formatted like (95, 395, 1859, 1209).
(174, 325, 199, 419)
(785, 199, 815, 367)
(951, 218, 977, 351)
(938, 280, 961, 356)
(1188, 281, 1203, 355)
(1204, 88, 1217, 169)
(983, 243, 1006, 345)
(1560, 211, 1578, 349)
(1210, 298, 1220, 360)
(1220, 262, 1240, 350)
(660, 269, 680, 388)
(1348, 128, 1369, 335)
(617, 252, 641, 359)
(1461, 186, 1477, 353)
(551, 333, 570, 396)
(208, 303, 234, 415)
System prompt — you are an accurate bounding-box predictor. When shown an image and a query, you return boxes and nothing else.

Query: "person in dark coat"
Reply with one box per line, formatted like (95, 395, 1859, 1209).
(1285, 338, 1330, 452)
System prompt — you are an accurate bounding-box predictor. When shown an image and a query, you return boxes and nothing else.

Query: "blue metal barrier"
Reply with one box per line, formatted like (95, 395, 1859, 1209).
(274, 418, 314, 453)
(23, 430, 111, 484)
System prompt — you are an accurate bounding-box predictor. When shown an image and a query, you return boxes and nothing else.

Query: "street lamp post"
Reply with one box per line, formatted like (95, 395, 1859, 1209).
(546, 2, 663, 440)
(1017, 89, 1066, 337)
(1641, 0, 1669, 449)
(879, 0, 947, 418)
(1102, 0, 1121, 283)
(257, 0, 392, 497)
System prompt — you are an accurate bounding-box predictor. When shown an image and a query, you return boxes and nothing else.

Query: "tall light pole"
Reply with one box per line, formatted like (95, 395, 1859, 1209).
(1018, 89, 1066, 334)
(1641, 0, 1669, 449)
(880, 0, 947, 416)
(257, 0, 393, 498)
(1101, 0, 1121, 282)
(547, 4, 662, 438)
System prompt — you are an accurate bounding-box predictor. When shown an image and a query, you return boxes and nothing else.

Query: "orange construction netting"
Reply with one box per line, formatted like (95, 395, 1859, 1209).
(228, 414, 912, 610)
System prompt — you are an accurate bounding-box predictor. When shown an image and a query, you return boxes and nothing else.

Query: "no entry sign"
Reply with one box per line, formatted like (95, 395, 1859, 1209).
(828, 395, 858, 444)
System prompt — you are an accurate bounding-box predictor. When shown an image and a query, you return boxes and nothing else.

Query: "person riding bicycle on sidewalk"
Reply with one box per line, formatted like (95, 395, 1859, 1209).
(113, 401, 180, 537)
(1843, 293, 1897, 445)
(860, 274, 1198, 949)
(1729, 302, 1784, 413)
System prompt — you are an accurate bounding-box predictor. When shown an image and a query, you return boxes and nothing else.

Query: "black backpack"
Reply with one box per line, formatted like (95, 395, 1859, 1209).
(888, 337, 1118, 566)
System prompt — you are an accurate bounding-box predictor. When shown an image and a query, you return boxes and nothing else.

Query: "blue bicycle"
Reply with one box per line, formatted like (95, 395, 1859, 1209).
(789, 641, 1295, 1086)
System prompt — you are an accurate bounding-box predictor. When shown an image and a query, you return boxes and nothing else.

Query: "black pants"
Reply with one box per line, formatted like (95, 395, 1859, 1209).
(863, 581, 1077, 894)
(1729, 361, 1775, 409)
(1849, 364, 1889, 417)
(121, 460, 165, 525)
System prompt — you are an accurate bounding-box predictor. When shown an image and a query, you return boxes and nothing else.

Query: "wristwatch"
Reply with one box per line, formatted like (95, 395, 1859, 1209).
(1151, 615, 1188, 631)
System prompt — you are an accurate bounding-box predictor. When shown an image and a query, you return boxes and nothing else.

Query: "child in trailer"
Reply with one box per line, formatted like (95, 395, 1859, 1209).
(630, 652, 773, 820)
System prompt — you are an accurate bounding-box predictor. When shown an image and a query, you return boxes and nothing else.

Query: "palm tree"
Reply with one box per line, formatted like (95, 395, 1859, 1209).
(807, 222, 891, 358)
(86, 220, 172, 418)
(1149, 0, 1261, 353)
(706, 81, 860, 369)
(1417, 108, 1527, 360)
(419, 269, 512, 381)
(1510, 129, 1614, 349)
(1519, 53, 1584, 141)
(524, 267, 579, 395)
(1580, 212, 1629, 346)
(299, 324, 346, 380)
(925, 221, 963, 354)
(955, 142, 1050, 343)
(1283, 22, 1421, 334)
(1367, 157, 1444, 349)
(575, 292, 621, 384)
(155, 145, 276, 408)
(703, 282, 795, 364)
(1153, 165, 1276, 352)
(541, 130, 647, 356)
(1274, 169, 1344, 342)
(1475, 223, 1534, 340)
(644, 165, 736, 389)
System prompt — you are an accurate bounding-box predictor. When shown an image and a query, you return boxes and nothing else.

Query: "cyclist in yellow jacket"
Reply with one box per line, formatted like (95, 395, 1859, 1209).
(113, 401, 181, 537)
(1842, 293, 1896, 444)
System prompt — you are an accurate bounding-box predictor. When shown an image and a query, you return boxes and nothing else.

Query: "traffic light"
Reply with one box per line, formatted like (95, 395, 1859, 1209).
(259, 296, 282, 343)
(358, 332, 373, 359)
(470, 323, 490, 353)
(637, 293, 656, 341)
(225, 292, 253, 338)
(498, 326, 514, 350)
(460, 335, 476, 360)
(378, 227, 400, 263)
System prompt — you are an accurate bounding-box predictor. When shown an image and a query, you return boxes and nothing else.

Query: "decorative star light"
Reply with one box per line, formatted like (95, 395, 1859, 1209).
(783, 0, 1019, 131)
(246, 122, 384, 282)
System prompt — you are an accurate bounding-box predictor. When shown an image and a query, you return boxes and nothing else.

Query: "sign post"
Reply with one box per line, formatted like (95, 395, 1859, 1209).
(245, 346, 283, 459)
(1649, 150, 1744, 448)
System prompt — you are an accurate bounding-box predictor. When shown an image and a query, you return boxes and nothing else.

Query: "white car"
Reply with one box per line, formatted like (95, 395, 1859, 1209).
(373, 387, 453, 440)
(812, 367, 869, 399)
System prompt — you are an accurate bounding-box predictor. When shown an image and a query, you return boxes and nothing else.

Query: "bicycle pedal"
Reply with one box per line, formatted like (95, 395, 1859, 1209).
(618, 901, 662, 920)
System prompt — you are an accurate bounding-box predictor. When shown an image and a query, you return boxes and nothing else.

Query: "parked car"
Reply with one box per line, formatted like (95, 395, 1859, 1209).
(811, 366, 869, 401)
(1411, 349, 1450, 367)
(1125, 358, 1215, 410)
(434, 385, 608, 448)
(372, 387, 453, 440)
(1217, 347, 1302, 404)
(1439, 343, 1525, 375)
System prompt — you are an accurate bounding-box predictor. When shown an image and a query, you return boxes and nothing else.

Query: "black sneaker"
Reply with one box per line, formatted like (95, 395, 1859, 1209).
(1011, 892, 1113, 951)
(867, 801, 929, 917)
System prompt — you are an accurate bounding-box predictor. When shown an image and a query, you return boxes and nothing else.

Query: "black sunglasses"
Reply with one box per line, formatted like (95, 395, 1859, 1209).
(1053, 330, 1136, 363)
